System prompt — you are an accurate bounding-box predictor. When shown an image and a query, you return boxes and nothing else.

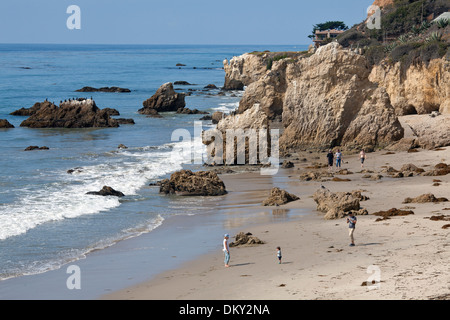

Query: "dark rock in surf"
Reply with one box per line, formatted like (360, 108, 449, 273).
(86, 186, 125, 197)
(139, 82, 186, 114)
(75, 86, 131, 93)
(0, 119, 14, 128)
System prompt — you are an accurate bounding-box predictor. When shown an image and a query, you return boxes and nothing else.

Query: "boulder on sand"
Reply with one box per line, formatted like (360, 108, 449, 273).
(313, 188, 368, 220)
(139, 82, 186, 114)
(159, 170, 227, 196)
(402, 193, 448, 204)
(262, 187, 299, 206)
(229, 232, 265, 247)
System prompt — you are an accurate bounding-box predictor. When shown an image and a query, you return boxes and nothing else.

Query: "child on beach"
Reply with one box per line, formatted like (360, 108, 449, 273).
(276, 247, 282, 264)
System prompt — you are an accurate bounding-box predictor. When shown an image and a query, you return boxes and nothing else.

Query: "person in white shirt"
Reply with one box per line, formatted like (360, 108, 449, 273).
(223, 234, 230, 268)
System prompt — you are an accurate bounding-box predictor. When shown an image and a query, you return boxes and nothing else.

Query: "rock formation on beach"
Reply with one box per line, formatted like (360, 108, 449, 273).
(203, 104, 272, 165)
(159, 170, 227, 196)
(313, 188, 369, 220)
(223, 43, 404, 151)
(229, 232, 265, 247)
(262, 187, 299, 206)
(139, 82, 186, 115)
(19, 99, 119, 128)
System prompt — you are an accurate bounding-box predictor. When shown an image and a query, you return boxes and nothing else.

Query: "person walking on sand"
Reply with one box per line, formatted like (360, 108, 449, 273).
(335, 149, 343, 168)
(360, 149, 366, 168)
(276, 246, 282, 264)
(223, 234, 230, 267)
(347, 212, 357, 246)
(327, 149, 334, 171)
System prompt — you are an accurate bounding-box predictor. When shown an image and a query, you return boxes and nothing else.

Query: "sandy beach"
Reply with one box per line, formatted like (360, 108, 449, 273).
(103, 144, 450, 300)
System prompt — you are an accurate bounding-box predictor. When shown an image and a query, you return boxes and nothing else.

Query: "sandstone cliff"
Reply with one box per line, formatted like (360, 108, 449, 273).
(369, 58, 450, 115)
(223, 43, 404, 151)
(223, 53, 268, 90)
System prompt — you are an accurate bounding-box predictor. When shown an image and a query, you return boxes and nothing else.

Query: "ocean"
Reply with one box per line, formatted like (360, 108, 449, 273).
(0, 44, 307, 294)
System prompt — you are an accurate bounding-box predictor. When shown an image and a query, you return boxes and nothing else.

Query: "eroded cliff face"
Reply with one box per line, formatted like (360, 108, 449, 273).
(369, 58, 450, 115)
(222, 43, 404, 151)
(280, 43, 403, 150)
(223, 53, 268, 90)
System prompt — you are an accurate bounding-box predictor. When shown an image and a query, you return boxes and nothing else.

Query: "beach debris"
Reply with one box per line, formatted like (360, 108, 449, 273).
(229, 232, 265, 247)
(402, 193, 449, 204)
(24, 146, 49, 151)
(373, 208, 414, 221)
(262, 187, 299, 206)
(86, 186, 125, 197)
(159, 170, 227, 196)
(0, 119, 14, 128)
(313, 189, 368, 220)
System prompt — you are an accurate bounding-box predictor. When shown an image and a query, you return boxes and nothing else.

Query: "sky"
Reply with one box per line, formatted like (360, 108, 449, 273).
(0, 0, 374, 45)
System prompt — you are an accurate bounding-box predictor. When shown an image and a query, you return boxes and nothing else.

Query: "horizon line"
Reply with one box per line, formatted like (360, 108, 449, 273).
(0, 42, 311, 47)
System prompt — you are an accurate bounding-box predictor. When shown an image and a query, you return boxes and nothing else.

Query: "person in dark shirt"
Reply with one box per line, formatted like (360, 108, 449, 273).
(327, 150, 334, 171)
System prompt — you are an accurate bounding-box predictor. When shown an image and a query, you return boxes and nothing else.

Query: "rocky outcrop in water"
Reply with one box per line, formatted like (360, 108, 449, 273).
(159, 170, 227, 196)
(86, 186, 125, 197)
(76, 86, 131, 93)
(0, 119, 14, 128)
(10, 101, 49, 116)
(20, 99, 119, 128)
(139, 82, 186, 115)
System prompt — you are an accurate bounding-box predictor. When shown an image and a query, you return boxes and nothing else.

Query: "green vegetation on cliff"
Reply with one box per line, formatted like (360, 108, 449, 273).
(337, 0, 450, 66)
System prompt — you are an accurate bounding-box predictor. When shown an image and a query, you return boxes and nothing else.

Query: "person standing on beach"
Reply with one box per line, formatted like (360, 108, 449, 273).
(335, 149, 343, 168)
(223, 234, 230, 267)
(360, 149, 366, 168)
(347, 212, 357, 246)
(276, 246, 282, 264)
(327, 150, 334, 171)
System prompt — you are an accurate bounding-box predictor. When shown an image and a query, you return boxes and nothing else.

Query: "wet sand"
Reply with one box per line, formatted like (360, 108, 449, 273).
(103, 147, 450, 300)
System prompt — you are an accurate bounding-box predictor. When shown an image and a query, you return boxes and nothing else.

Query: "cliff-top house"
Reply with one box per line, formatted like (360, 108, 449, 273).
(313, 29, 345, 48)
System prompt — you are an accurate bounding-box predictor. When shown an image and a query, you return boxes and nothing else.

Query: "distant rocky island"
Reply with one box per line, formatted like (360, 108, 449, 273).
(75, 86, 131, 93)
